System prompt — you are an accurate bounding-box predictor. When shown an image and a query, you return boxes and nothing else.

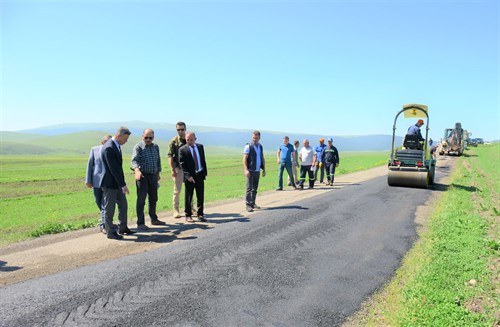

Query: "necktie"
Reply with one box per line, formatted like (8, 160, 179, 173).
(192, 146, 200, 172)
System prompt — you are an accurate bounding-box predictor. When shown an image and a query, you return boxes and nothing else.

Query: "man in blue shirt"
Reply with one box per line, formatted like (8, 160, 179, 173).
(314, 138, 327, 184)
(276, 136, 297, 191)
(407, 119, 425, 142)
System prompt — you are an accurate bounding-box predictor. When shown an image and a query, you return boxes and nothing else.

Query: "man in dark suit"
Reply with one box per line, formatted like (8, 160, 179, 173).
(179, 132, 207, 223)
(101, 127, 135, 239)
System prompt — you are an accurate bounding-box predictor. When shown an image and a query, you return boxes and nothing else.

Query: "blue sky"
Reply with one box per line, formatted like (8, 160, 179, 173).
(1, 0, 498, 141)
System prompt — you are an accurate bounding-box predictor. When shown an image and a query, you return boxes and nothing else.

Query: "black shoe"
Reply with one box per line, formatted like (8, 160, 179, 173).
(151, 219, 166, 225)
(276, 188, 283, 191)
(118, 227, 136, 235)
(107, 232, 123, 240)
(252, 204, 261, 209)
(287, 182, 292, 186)
(198, 216, 207, 222)
(246, 206, 254, 212)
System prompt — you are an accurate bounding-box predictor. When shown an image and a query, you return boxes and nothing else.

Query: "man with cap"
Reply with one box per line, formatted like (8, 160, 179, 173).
(321, 137, 340, 186)
(314, 138, 327, 184)
(407, 119, 425, 142)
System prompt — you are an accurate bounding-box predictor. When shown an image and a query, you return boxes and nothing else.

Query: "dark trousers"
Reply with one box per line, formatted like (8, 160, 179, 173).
(325, 163, 337, 183)
(299, 165, 315, 188)
(136, 173, 159, 225)
(246, 171, 260, 207)
(185, 173, 205, 217)
(315, 162, 325, 183)
(93, 187, 105, 226)
(102, 187, 128, 234)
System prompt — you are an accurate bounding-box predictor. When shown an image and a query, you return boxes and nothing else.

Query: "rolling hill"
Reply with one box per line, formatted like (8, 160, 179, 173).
(1, 122, 403, 155)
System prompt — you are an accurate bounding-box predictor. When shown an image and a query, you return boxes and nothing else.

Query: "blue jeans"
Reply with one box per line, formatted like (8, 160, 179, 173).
(278, 162, 295, 189)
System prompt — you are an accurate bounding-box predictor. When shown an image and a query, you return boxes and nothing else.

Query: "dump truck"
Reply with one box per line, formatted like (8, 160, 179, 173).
(388, 104, 436, 189)
(439, 122, 465, 156)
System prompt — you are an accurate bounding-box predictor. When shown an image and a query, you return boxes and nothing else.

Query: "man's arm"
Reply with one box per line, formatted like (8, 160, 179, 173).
(85, 148, 95, 187)
(276, 149, 281, 164)
(131, 144, 143, 181)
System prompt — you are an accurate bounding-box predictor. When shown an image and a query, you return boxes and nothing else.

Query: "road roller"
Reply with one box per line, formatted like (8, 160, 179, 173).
(388, 104, 436, 188)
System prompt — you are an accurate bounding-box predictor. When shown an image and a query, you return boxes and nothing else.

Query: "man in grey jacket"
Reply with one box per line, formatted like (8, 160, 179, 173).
(85, 134, 112, 233)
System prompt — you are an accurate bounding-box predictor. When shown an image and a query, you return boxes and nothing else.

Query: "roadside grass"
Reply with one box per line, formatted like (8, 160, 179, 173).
(0, 151, 387, 246)
(344, 144, 499, 326)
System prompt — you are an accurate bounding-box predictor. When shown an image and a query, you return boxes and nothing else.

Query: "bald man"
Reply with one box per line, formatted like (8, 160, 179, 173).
(131, 128, 166, 230)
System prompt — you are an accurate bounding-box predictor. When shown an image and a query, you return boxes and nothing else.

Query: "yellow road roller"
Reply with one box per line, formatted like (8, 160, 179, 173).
(388, 104, 436, 188)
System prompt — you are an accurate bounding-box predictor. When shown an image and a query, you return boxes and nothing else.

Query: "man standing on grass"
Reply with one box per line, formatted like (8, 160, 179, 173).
(101, 127, 135, 240)
(131, 128, 166, 230)
(85, 134, 112, 234)
(243, 130, 266, 212)
(276, 136, 297, 191)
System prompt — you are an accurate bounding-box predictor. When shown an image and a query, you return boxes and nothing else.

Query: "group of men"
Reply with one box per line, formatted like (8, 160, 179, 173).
(244, 131, 340, 212)
(87, 125, 341, 239)
(85, 122, 207, 240)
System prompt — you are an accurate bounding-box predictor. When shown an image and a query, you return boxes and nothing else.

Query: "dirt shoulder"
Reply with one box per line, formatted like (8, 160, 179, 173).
(1, 165, 388, 287)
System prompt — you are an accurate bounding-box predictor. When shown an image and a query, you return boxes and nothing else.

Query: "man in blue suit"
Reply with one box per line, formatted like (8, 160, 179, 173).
(85, 134, 112, 233)
(101, 127, 135, 240)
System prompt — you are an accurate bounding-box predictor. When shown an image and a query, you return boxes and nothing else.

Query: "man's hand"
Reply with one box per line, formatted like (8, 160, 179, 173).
(122, 185, 129, 195)
(134, 169, 143, 181)
(188, 176, 195, 183)
(262, 170, 266, 177)
(336, 163, 339, 167)
(85, 182, 92, 188)
(156, 172, 161, 181)
(171, 169, 177, 178)
(245, 169, 250, 178)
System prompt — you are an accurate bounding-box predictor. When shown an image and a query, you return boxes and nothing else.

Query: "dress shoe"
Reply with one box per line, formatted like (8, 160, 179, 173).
(185, 216, 194, 223)
(246, 207, 254, 212)
(198, 216, 207, 222)
(252, 204, 261, 210)
(99, 225, 106, 234)
(137, 224, 150, 230)
(118, 227, 136, 235)
(276, 188, 283, 191)
(173, 211, 181, 219)
(151, 219, 166, 225)
(107, 232, 123, 240)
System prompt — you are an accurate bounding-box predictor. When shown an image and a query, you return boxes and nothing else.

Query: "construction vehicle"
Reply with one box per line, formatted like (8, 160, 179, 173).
(388, 104, 436, 188)
(439, 122, 465, 156)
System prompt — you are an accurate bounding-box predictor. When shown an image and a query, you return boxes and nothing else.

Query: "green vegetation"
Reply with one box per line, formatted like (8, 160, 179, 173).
(346, 144, 499, 326)
(0, 151, 387, 246)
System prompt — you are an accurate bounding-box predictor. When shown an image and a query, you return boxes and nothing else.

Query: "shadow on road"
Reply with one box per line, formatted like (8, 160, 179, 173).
(0, 260, 22, 272)
(264, 205, 309, 211)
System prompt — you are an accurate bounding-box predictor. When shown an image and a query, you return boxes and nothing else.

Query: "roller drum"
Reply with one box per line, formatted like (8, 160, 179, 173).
(387, 170, 429, 189)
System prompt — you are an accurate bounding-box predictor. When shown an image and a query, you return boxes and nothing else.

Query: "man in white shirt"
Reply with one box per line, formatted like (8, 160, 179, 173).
(298, 139, 317, 189)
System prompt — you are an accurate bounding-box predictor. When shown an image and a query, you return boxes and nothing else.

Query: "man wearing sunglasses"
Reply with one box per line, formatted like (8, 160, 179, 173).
(168, 121, 194, 218)
(131, 128, 165, 230)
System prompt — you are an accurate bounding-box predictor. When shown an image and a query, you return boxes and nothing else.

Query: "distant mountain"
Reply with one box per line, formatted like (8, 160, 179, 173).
(1, 121, 402, 155)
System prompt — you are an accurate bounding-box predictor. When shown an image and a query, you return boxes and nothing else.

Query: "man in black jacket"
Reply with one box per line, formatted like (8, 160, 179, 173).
(321, 137, 340, 186)
(243, 130, 266, 212)
(179, 132, 208, 223)
(101, 127, 135, 239)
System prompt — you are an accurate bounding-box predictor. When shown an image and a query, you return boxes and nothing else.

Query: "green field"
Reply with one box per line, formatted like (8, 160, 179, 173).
(0, 151, 388, 246)
(345, 143, 500, 326)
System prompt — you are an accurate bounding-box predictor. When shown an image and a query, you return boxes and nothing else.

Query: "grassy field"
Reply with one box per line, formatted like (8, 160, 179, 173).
(345, 144, 500, 326)
(0, 151, 388, 246)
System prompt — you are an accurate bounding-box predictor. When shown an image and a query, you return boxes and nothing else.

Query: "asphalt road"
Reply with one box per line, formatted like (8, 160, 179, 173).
(0, 161, 453, 327)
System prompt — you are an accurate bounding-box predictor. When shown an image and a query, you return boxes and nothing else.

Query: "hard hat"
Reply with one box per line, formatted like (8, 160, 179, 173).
(417, 119, 424, 124)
